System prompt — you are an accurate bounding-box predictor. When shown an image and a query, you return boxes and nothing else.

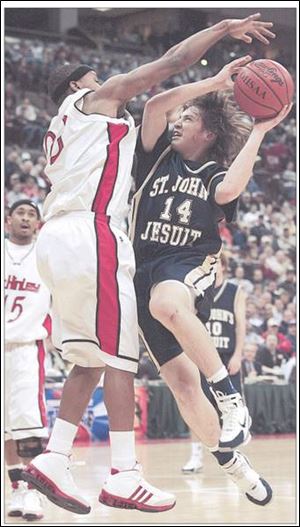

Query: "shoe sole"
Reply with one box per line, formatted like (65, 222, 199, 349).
(99, 489, 176, 512)
(7, 510, 23, 517)
(22, 466, 91, 515)
(22, 513, 43, 521)
(246, 478, 273, 506)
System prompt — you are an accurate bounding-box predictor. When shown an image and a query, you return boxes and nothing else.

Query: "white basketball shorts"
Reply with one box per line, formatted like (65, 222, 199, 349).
(5, 341, 48, 441)
(36, 212, 139, 373)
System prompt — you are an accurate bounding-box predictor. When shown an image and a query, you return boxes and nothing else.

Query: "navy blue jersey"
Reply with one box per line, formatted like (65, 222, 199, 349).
(131, 127, 238, 264)
(206, 280, 239, 356)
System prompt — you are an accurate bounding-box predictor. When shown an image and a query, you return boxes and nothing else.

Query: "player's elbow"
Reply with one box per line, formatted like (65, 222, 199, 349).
(144, 94, 166, 115)
(215, 182, 239, 205)
(144, 97, 158, 113)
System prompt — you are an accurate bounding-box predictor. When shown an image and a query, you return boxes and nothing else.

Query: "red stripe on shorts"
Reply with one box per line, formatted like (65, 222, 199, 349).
(36, 340, 47, 426)
(92, 122, 129, 356)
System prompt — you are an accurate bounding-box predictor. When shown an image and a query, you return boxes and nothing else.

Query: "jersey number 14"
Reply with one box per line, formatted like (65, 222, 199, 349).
(160, 197, 193, 224)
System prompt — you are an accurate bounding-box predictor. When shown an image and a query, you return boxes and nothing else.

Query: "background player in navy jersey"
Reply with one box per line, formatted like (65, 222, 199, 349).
(5, 200, 51, 520)
(132, 57, 291, 505)
(182, 253, 246, 473)
(23, 13, 277, 515)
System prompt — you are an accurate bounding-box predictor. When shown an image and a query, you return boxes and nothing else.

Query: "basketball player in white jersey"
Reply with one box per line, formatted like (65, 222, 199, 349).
(5, 199, 51, 520)
(23, 14, 277, 514)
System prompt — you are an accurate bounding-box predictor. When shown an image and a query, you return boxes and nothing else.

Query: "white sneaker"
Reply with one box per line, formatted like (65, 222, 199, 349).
(211, 391, 252, 451)
(181, 456, 203, 474)
(22, 451, 91, 515)
(99, 463, 176, 512)
(222, 451, 272, 506)
(7, 481, 27, 517)
(22, 488, 44, 520)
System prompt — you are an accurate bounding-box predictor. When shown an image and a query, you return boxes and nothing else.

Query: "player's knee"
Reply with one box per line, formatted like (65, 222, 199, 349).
(149, 296, 179, 324)
(72, 365, 103, 384)
(16, 437, 44, 459)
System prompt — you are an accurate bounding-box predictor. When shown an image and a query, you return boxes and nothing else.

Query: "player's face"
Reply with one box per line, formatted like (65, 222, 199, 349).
(7, 205, 39, 243)
(171, 106, 211, 159)
(77, 70, 102, 90)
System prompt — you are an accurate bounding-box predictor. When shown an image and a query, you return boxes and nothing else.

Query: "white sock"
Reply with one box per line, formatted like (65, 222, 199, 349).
(207, 365, 228, 384)
(47, 418, 77, 456)
(191, 442, 202, 457)
(110, 431, 136, 471)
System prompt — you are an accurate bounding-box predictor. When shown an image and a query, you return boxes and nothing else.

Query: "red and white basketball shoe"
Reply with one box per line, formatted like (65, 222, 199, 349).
(22, 451, 91, 515)
(99, 463, 176, 512)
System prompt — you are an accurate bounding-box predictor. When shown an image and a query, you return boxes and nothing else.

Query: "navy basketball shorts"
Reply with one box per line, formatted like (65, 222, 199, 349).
(134, 251, 219, 368)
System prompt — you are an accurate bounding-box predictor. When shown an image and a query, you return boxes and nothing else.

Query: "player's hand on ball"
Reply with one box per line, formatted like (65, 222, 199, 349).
(253, 103, 293, 133)
(214, 55, 252, 90)
(227, 13, 276, 45)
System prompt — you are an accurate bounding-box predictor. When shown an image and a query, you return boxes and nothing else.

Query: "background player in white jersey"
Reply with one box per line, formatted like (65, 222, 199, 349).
(182, 253, 246, 473)
(23, 14, 277, 514)
(132, 60, 291, 504)
(5, 199, 51, 521)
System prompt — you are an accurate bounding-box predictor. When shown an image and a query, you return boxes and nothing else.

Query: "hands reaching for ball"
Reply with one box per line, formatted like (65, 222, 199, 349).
(213, 55, 253, 91)
(226, 13, 276, 45)
(253, 103, 293, 133)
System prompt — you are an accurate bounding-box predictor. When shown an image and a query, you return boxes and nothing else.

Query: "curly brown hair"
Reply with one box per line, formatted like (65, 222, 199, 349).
(184, 91, 253, 167)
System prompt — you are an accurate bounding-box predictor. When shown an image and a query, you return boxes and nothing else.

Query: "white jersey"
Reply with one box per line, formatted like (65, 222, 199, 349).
(43, 88, 136, 228)
(5, 240, 51, 343)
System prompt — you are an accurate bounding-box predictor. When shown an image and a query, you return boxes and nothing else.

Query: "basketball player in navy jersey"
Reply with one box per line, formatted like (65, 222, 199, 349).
(23, 13, 277, 515)
(182, 253, 246, 473)
(132, 57, 291, 504)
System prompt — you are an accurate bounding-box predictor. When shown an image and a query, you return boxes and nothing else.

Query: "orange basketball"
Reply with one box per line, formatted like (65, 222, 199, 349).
(233, 59, 294, 119)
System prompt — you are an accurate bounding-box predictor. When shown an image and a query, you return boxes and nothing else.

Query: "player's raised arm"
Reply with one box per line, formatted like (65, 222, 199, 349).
(214, 103, 293, 205)
(90, 13, 275, 107)
(140, 55, 252, 152)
